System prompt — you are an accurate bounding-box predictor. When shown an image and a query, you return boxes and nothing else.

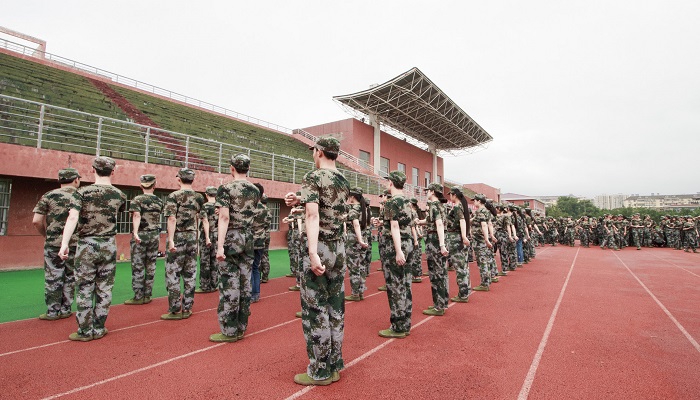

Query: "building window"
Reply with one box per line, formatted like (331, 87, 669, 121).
(380, 157, 390, 175)
(0, 179, 11, 236)
(412, 168, 419, 186)
(359, 150, 370, 166)
(524, 201, 530, 207)
(397, 163, 406, 174)
(268, 200, 280, 231)
(424, 171, 431, 187)
(437, 175, 441, 184)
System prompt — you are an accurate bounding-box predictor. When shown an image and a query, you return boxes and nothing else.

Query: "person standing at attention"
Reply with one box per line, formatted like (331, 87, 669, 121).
(285, 137, 349, 386)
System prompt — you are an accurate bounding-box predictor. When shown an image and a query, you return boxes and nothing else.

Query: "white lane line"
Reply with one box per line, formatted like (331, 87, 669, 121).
(37, 286, 387, 398)
(284, 303, 456, 400)
(517, 247, 579, 400)
(648, 252, 700, 278)
(613, 252, 700, 354)
(40, 318, 301, 400)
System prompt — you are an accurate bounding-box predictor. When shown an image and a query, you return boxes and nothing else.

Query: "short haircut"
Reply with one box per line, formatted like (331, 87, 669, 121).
(254, 183, 264, 197)
(94, 168, 112, 177)
(180, 177, 194, 184)
(321, 150, 338, 161)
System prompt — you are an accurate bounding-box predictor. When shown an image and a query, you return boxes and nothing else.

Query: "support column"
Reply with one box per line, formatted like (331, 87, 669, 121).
(370, 113, 381, 175)
(429, 144, 438, 185)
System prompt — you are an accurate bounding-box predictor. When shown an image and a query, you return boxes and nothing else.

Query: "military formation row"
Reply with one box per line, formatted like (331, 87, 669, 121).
(533, 214, 699, 252)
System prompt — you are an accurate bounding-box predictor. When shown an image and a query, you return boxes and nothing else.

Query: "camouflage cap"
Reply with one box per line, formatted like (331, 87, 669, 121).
(449, 187, 462, 195)
(385, 171, 406, 186)
(58, 168, 81, 182)
(230, 154, 251, 171)
(349, 186, 364, 196)
(365, 198, 371, 205)
(205, 186, 218, 196)
(424, 183, 443, 193)
(140, 174, 156, 187)
(310, 137, 340, 154)
(410, 198, 418, 205)
(93, 156, 116, 172)
(177, 168, 195, 181)
(472, 193, 487, 202)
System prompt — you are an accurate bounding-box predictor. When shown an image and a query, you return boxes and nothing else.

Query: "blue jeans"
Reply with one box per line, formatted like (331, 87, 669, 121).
(516, 239, 524, 264)
(251, 249, 262, 299)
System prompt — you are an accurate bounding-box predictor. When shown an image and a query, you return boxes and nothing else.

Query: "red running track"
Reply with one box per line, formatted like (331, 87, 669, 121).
(0, 245, 698, 399)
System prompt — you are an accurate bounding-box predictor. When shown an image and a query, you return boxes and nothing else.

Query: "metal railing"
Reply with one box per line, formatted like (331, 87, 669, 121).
(0, 94, 428, 201)
(0, 37, 379, 175)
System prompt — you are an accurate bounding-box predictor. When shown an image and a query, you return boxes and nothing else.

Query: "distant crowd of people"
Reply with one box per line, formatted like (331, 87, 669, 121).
(534, 214, 699, 252)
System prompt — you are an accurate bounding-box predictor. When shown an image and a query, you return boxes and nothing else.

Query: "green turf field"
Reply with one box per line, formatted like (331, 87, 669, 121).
(0, 244, 380, 323)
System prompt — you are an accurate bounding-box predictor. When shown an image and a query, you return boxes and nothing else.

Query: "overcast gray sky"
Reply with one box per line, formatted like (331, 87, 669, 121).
(4, 1, 699, 198)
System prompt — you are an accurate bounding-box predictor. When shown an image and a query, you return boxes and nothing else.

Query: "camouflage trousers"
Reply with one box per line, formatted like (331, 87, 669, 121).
(631, 229, 642, 248)
(378, 230, 388, 269)
(346, 237, 367, 296)
(43, 245, 75, 318)
(526, 238, 536, 259)
(473, 237, 493, 287)
(383, 235, 414, 333)
(684, 231, 698, 250)
(288, 230, 299, 276)
(600, 232, 618, 250)
(580, 229, 590, 247)
(446, 232, 470, 298)
(642, 228, 652, 247)
(300, 239, 346, 381)
(425, 233, 448, 311)
(260, 237, 271, 281)
(296, 234, 308, 286)
(130, 230, 159, 299)
(495, 232, 514, 272)
(410, 238, 423, 277)
(364, 229, 372, 276)
(165, 231, 197, 313)
(198, 230, 220, 291)
(218, 228, 254, 336)
(507, 238, 518, 270)
(74, 236, 117, 337)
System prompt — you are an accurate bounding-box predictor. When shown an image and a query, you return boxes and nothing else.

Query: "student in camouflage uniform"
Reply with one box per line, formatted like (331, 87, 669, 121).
(523, 208, 537, 259)
(494, 204, 515, 275)
(415, 183, 450, 315)
(409, 198, 424, 283)
(58, 157, 127, 341)
(285, 137, 349, 386)
(344, 187, 369, 301)
(196, 186, 219, 293)
(578, 216, 592, 248)
(210, 154, 260, 342)
(563, 217, 576, 247)
(162, 168, 207, 321)
(485, 201, 500, 279)
(363, 198, 373, 277)
(32, 168, 81, 320)
(629, 214, 644, 250)
(125, 174, 163, 305)
(251, 184, 269, 303)
(283, 206, 299, 278)
(376, 191, 392, 291)
(682, 216, 698, 253)
(471, 194, 494, 291)
(260, 195, 272, 283)
(446, 187, 471, 303)
(600, 214, 619, 250)
(642, 215, 654, 247)
(377, 171, 415, 337)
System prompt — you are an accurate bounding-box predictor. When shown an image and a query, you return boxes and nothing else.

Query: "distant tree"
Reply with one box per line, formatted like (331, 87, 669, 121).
(551, 196, 601, 218)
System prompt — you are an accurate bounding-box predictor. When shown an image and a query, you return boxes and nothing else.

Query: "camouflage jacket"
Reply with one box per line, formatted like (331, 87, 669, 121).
(164, 189, 204, 232)
(70, 184, 127, 237)
(471, 207, 490, 241)
(33, 186, 79, 247)
(445, 202, 465, 233)
(425, 201, 446, 232)
(252, 202, 269, 248)
(216, 180, 260, 230)
(300, 168, 349, 241)
(130, 193, 163, 232)
(382, 195, 413, 240)
(199, 201, 218, 234)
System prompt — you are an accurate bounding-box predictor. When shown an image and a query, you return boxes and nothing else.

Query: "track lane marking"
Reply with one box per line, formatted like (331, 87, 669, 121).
(517, 247, 578, 400)
(648, 251, 700, 278)
(37, 291, 386, 399)
(284, 302, 457, 400)
(613, 252, 700, 354)
(0, 270, 384, 357)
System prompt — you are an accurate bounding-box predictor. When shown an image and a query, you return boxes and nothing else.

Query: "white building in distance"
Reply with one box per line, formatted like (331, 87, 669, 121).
(623, 193, 700, 210)
(594, 194, 628, 210)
